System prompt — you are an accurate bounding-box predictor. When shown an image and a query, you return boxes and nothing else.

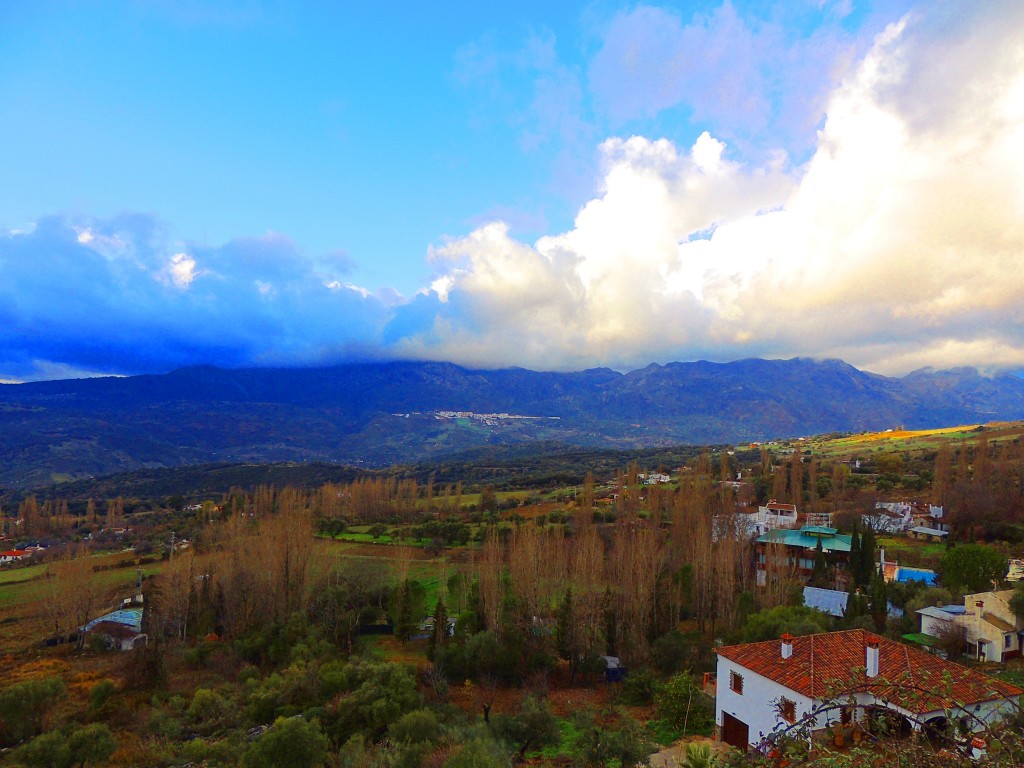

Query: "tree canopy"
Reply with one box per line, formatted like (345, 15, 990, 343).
(739, 605, 833, 643)
(939, 544, 1008, 593)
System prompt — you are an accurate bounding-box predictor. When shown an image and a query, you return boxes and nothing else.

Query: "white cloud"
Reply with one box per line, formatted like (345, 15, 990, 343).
(0, 215, 390, 379)
(690, 131, 726, 173)
(401, 3, 1024, 375)
(158, 252, 199, 289)
(5, 3, 1024, 381)
(585, 2, 879, 161)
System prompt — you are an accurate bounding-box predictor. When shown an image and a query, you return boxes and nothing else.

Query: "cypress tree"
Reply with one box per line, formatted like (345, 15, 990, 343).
(868, 568, 888, 634)
(810, 538, 830, 588)
(603, 586, 618, 658)
(557, 587, 574, 662)
(849, 523, 863, 588)
(557, 588, 579, 683)
(428, 597, 448, 659)
(859, 527, 877, 588)
(844, 579, 868, 625)
(395, 580, 416, 641)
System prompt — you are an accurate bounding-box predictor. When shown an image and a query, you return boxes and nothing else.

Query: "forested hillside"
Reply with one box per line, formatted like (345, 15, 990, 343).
(3, 358, 1024, 490)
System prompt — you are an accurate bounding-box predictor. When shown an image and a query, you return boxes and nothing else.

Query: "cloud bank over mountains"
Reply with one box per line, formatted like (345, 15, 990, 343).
(3, 1, 1023, 381)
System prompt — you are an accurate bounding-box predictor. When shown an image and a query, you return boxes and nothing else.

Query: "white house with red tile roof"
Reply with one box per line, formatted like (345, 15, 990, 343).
(0, 549, 32, 564)
(734, 501, 801, 538)
(757, 501, 798, 528)
(714, 629, 1022, 753)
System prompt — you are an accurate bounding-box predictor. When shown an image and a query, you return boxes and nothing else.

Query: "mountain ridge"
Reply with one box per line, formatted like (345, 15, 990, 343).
(2, 357, 1024, 490)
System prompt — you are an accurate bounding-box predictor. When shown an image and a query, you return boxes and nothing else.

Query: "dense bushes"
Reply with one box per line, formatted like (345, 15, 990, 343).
(15, 723, 116, 768)
(0, 677, 65, 746)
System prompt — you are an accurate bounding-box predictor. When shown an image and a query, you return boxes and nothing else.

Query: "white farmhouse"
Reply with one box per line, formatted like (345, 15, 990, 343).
(0, 549, 32, 564)
(714, 629, 1022, 753)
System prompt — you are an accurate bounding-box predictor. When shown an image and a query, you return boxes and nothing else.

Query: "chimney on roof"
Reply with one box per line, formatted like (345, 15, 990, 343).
(781, 633, 794, 660)
(866, 635, 880, 678)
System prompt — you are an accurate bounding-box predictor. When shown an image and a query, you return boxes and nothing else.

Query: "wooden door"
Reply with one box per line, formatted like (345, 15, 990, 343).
(722, 712, 749, 752)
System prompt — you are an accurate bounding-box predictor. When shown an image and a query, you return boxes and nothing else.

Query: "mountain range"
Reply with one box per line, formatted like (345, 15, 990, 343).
(2, 357, 1024, 490)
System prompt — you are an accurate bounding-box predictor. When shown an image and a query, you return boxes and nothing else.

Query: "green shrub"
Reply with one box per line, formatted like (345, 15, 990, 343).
(444, 736, 512, 768)
(242, 716, 330, 768)
(187, 688, 236, 735)
(184, 640, 216, 668)
(181, 733, 245, 767)
(331, 658, 423, 740)
(0, 677, 65, 745)
(618, 668, 658, 706)
(650, 631, 689, 675)
(146, 707, 183, 740)
(68, 723, 117, 767)
(655, 673, 713, 735)
(246, 673, 285, 725)
(570, 709, 654, 768)
(87, 680, 117, 716)
(14, 730, 70, 768)
(389, 708, 443, 746)
(15, 724, 117, 768)
(492, 695, 560, 758)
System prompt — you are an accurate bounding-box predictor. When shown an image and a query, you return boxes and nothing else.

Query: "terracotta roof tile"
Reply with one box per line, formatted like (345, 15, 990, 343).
(716, 629, 1022, 713)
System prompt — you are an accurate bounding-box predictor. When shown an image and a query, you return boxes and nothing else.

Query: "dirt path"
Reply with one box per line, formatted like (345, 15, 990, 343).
(649, 736, 733, 768)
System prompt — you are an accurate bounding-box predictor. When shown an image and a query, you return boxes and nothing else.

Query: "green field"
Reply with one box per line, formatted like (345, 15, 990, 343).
(876, 535, 946, 568)
(319, 538, 455, 612)
(0, 559, 162, 608)
(804, 421, 1024, 459)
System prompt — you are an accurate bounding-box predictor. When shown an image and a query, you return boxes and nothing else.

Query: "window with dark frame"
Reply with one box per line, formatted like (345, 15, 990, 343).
(730, 671, 744, 694)
(781, 697, 796, 723)
(841, 706, 853, 725)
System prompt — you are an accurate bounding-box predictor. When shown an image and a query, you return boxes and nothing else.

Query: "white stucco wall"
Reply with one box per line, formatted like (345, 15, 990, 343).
(715, 653, 1021, 748)
(935, 697, 1023, 733)
(716, 654, 818, 750)
(920, 613, 953, 638)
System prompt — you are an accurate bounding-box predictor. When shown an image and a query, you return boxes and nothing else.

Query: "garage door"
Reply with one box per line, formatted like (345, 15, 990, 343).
(722, 712, 750, 752)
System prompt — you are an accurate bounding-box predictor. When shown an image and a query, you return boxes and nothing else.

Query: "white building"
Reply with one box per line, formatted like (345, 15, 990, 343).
(915, 590, 1024, 663)
(757, 501, 798, 529)
(866, 502, 946, 534)
(715, 629, 1022, 753)
(736, 500, 800, 537)
(864, 502, 914, 533)
(0, 549, 32, 564)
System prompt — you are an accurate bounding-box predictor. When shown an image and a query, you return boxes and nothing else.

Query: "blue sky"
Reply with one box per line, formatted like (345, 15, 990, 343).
(3, 1, 1023, 381)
